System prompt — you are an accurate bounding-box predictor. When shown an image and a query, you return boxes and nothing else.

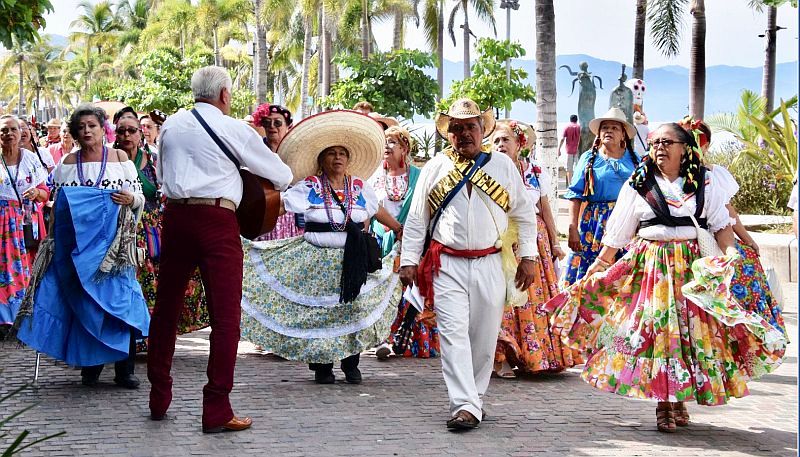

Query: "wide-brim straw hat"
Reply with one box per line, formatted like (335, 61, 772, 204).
(277, 110, 385, 185)
(435, 98, 496, 139)
(588, 107, 637, 139)
(368, 112, 399, 130)
(45, 118, 62, 128)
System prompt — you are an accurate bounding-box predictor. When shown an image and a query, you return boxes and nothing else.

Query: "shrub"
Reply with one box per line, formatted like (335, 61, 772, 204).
(707, 143, 792, 215)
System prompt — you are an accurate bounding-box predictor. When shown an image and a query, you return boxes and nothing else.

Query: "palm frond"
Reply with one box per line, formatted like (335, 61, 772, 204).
(647, 0, 688, 58)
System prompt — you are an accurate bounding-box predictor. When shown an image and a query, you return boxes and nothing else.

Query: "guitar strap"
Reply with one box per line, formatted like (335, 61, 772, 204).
(191, 108, 240, 169)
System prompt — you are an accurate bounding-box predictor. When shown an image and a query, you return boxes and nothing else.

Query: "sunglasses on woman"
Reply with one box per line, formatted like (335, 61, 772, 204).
(648, 138, 685, 148)
(116, 127, 140, 136)
(260, 119, 285, 128)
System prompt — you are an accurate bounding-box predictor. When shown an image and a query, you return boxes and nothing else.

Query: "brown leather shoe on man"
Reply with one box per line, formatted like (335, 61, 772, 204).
(202, 416, 253, 434)
(446, 410, 480, 430)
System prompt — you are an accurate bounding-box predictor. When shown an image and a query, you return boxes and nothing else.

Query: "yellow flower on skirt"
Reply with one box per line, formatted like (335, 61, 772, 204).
(611, 353, 626, 372)
(595, 374, 610, 389)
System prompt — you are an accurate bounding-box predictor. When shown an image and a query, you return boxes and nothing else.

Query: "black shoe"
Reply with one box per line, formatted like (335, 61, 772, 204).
(342, 367, 362, 384)
(314, 369, 335, 384)
(114, 374, 141, 389)
(81, 366, 102, 387)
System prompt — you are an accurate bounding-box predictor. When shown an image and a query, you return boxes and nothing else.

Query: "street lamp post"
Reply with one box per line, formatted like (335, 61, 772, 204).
(499, 0, 519, 119)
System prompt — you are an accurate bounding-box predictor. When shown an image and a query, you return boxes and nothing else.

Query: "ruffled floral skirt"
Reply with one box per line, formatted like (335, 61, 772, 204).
(561, 201, 622, 288)
(240, 236, 401, 363)
(544, 238, 786, 406)
(0, 201, 30, 325)
(387, 296, 440, 358)
(135, 207, 209, 353)
(495, 216, 583, 373)
(730, 243, 786, 336)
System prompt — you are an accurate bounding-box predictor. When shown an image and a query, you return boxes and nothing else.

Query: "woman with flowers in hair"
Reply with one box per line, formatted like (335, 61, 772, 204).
(542, 122, 786, 433)
(490, 120, 581, 377)
(368, 125, 439, 359)
(562, 108, 639, 287)
(679, 117, 786, 336)
(253, 104, 304, 241)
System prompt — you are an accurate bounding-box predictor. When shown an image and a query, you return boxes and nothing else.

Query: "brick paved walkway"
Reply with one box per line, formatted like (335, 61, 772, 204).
(2, 285, 797, 457)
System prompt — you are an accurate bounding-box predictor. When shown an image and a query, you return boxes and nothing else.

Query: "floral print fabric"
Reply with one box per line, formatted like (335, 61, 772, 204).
(561, 201, 622, 287)
(495, 216, 583, 373)
(730, 243, 786, 336)
(240, 236, 401, 363)
(387, 297, 440, 358)
(544, 238, 786, 406)
(0, 200, 30, 325)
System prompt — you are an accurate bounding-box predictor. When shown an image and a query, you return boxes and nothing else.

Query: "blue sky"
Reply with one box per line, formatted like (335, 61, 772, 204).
(44, 0, 799, 69)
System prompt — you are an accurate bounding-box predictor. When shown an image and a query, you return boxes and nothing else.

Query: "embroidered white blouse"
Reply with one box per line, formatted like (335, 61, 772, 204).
(602, 171, 736, 250)
(521, 160, 552, 214)
(52, 159, 145, 209)
(0, 149, 49, 202)
(401, 151, 538, 267)
(368, 169, 408, 219)
(283, 175, 379, 249)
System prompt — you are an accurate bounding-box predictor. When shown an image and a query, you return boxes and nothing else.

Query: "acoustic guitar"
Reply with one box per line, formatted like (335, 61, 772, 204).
(237, 169, 281, 240)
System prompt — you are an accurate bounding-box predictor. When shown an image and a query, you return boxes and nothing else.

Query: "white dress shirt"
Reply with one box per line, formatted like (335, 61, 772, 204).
(602, 171, 736, 249)
(400, 151, 538, 267)
(157, 103, 292, 206)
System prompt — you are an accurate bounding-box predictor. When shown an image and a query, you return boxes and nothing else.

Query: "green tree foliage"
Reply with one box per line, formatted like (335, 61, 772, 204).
(0, 0, 53, 48)
(111, 47, 213, 113)
(440, 38, 535, 116)
(323, 49, 438, 119)
(707, 90, 798, 182)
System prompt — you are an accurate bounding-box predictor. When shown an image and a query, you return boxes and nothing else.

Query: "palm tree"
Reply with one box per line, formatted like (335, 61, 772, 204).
(761, 5, 778, 112)
(534, 0, 558, 207)
(115, 0, 151, 48)
(69, 0, 122, 56)
(632, 0, 646, 79)
(196, 0, 251, 67)
(688, 0, 705, 118)
(252, 0, 268, 103)
(0, 39, 34, 115)
(140, 0, 196, 58)
(447, 0, 494, 78)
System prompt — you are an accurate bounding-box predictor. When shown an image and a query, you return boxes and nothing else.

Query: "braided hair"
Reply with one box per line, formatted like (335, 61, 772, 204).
(582, 122, 639, 197)
(630, 122, 703, 195)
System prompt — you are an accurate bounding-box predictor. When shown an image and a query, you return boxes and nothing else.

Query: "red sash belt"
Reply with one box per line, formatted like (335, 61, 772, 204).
(417, 239, 501, 302)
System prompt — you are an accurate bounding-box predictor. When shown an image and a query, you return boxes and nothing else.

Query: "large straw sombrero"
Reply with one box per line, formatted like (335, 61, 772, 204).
(588, 107, 637, 139)
(434, 98, 496, 139)
(277, 110, 385, 185)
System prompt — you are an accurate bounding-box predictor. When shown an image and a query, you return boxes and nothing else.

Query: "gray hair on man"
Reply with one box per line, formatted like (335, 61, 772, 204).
(191, 66, 232, 101)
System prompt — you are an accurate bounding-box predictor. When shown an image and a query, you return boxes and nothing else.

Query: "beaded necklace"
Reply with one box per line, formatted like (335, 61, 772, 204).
(77, 146, 109, 187)
(383, 168, 408, 202)
(321, 174, 352, 232)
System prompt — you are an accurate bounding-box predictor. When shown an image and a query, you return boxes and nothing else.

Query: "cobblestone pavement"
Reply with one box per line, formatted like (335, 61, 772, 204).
(2, 285, 797, 457)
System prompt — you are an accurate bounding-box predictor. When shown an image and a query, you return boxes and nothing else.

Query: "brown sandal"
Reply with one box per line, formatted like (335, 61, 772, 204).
(656, 403, 676, 433)
(446, 410, 480, 430)
(672, 402, 689, 427)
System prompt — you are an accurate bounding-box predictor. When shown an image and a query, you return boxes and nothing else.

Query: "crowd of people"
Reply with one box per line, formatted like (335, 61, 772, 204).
(0, 65, 791, 436)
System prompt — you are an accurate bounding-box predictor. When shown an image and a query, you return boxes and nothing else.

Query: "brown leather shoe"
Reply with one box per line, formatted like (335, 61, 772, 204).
(202, 416, 253, 434)
(446, 410, 480, 430)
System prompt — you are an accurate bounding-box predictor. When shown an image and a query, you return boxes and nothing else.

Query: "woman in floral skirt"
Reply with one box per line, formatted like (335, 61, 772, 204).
(113, 111, 208, 352)
(561, 108, 639, 287)
(368, 125, 439, 359)
(543, 123, 786, 433)
(490, 120, 581, 377)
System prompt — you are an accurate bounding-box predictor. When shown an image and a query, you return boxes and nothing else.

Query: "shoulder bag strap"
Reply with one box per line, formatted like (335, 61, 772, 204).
(190, 108, 241, 169)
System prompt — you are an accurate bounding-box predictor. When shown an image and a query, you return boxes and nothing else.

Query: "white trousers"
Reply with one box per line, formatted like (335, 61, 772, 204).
(433, 252, 505, 420)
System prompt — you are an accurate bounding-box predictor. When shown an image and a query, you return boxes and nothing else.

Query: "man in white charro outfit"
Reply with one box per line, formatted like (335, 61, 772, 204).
(399, 98, 539, 430)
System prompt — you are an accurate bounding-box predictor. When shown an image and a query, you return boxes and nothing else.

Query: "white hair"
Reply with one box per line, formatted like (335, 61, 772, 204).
(191, 66, 232, 101)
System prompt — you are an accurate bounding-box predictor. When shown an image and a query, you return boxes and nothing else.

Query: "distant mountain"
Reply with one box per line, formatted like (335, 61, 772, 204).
(46, 34, 68, 49)
(427, 53, 798, 122)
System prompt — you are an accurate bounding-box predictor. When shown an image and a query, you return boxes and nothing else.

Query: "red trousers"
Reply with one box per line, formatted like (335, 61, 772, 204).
(147, 203, 243, 429)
